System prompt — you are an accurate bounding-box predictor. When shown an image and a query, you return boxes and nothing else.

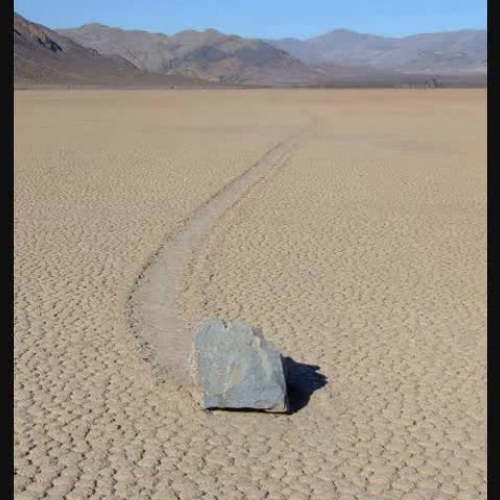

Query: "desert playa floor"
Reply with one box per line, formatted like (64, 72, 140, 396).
(15, 89, 486, 500)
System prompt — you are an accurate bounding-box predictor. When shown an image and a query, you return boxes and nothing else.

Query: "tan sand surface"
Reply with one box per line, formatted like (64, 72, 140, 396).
(15, 89, 486, 500)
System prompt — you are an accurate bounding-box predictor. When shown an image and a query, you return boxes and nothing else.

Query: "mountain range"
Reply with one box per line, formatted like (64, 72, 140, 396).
(14, 13, 487, 88)
(267, 28, 487, 73)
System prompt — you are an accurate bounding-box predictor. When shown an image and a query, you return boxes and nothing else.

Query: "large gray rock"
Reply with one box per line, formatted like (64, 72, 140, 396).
(190, 318, 288, 412)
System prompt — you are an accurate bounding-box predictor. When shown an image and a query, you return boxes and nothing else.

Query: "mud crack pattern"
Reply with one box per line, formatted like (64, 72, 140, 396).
(15, 90, 486, 500)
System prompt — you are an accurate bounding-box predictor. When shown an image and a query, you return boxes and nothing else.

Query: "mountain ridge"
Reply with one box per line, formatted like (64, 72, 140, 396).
(267, 28, 486, 73)
(58, 23, 316, 86)
(59, 22, 486, 87)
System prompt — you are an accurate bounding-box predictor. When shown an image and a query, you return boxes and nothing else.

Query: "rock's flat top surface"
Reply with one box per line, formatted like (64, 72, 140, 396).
(191, 318, 288, 412)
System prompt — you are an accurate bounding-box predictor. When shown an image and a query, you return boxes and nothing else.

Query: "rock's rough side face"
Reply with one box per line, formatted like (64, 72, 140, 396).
(190, 318, 288, 412)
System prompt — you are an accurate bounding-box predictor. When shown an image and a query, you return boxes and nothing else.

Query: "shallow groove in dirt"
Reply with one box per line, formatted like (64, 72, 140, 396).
(129, 121, 316, 387)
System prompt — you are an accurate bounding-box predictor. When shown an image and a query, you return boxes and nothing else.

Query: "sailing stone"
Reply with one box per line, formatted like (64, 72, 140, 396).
(189, 318, 288, 412)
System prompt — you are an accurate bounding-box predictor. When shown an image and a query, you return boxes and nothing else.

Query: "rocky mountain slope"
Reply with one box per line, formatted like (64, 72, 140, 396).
(58, 24, 317, 86)
(14, 13, 210, 88)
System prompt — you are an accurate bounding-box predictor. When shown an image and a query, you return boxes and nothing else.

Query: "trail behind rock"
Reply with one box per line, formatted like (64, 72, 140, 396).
(130, 121, 315, 386)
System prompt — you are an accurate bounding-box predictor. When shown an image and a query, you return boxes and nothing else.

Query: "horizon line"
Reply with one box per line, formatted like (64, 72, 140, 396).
(15, 11, 487, 41)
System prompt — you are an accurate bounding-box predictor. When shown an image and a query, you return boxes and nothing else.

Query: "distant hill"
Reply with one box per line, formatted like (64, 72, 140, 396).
(14, 13, 212, 88)
(58, 24, 317, 86)
(267, 28, 487, 73)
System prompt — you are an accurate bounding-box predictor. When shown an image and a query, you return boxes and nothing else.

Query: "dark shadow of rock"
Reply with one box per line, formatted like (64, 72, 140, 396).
(199, 355, 328, 415)
(283, 357, 328, 414)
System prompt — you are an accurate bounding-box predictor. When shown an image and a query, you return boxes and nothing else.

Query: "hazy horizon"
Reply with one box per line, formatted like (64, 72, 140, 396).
(14, 0, 487, 40)
(55, 22, 488, 42)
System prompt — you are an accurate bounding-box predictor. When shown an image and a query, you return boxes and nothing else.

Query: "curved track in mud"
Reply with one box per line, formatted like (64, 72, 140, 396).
(129, 122, 315, 387)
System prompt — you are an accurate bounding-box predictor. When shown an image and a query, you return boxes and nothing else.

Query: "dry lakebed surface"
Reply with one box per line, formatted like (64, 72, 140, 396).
(14, 89, 486, 500)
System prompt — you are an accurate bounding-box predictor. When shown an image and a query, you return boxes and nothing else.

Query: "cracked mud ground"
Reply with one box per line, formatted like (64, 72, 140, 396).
(15, 90, 486, 500)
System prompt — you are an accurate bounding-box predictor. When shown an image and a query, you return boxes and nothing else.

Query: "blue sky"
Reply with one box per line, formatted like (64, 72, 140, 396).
(14, 0, 487, 39)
